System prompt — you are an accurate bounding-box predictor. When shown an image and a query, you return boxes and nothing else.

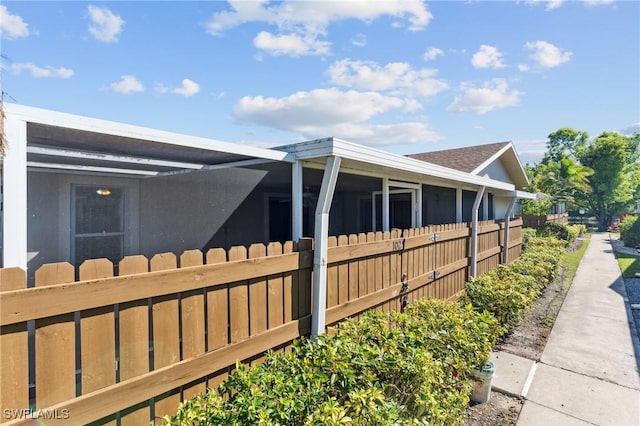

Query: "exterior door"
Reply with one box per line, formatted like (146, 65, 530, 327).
(72, 185, 125, 266)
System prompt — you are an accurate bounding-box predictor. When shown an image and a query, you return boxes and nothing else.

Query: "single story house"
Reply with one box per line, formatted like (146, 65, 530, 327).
(1, 104, 536, 292)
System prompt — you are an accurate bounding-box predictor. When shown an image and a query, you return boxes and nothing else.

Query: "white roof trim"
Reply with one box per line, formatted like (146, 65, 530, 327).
(470, 142, 529, 187)
(6, 103, 293, 163)
(470, 143, 513, 175)
(279, 137, 516, 192)
(514, 190, 537, 200)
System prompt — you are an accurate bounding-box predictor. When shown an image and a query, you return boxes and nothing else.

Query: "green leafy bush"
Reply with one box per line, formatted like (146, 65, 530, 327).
(164, 301, 502, 426)
(620, 215, 640, 247)
(521, 227, 537, 250)
(540, 222, 571, 244)
(464, 236, 564, 329)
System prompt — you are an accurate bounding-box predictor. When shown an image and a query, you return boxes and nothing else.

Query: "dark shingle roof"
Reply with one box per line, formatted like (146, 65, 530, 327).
(407, 141, 511, 173)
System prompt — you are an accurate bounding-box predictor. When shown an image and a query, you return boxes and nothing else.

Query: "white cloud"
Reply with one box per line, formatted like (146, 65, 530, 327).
(233, 87, 442, 146)
(518, 64, 530, 72)
(512, 138, 547, 164)
(351, 33, 367, 47)
(584, 0, 614, 6)
(328, 59, 448, 98)
(525, 41, 572, 68)
(523, 0, 564, 10)
(620, 122, 640, 135)
(10, 63, 73, 78)
(311, 122, 443, 145)
(110, 75, 144, 94)
(423, 47, 444, 61)
(206, 0, 432, 56)
(88, 5, 125, 43)
(471, 45, 506, 69)
(0, 5, 29, 39)
(234, 88, 408, 127)
(157, 78, 201, 97)
(208, 0, 432, 34)
(253, 31, 330, 56)
(446, 78, 522, 115)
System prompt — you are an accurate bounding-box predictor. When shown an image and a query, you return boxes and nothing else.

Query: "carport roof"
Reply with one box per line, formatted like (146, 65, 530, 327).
(5, 103, 292, 177)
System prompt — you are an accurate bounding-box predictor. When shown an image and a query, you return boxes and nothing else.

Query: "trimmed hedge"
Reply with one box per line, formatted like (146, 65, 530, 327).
(464, 236, 565, 329)
(620, 215, 640, 247)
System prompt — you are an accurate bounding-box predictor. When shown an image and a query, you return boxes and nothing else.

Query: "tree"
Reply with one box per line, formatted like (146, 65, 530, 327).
(579, 132, 639, 230)
(544, 128, 589, 164)
(535, 154, 593, 207)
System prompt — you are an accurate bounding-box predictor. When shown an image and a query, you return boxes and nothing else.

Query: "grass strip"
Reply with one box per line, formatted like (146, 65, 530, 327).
(616, 252, 640, 278)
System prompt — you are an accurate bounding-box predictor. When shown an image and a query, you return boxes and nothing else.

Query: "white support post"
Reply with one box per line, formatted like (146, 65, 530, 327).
(503, 197, 518, 264)
(382, 178, 389, 232)
(292, 160, 303, 241)
(456, 186, 463, 223)
(2, 117, 28, 269)
(416, 185, 423, 228)
(470, 186, 486, 278)
(311, 156, 341, 339)
(482, 191, 489, 221)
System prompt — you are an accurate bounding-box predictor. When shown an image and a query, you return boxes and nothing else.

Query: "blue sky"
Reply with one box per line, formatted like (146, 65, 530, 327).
(1, 0, 638, 164)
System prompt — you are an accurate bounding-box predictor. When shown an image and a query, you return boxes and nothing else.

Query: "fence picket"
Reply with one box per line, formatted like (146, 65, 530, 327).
(296, 238, 313, 318)
(337, 236, 349, 307)
(204, 248, 229, 388)
(282, 242, 294, 325)
(348, 234, 358, 302)
(179, 250, 206, 400)
(267, 242, 284, 330)
(118, 255, 151, 426)
(327, 237, 338, 308)
(249, 244, 268, 341)
(34, 263, 76, 409)
(229, 246, 249, 343)
(150, 253, 180, 420)
(0, 268, 28, 422)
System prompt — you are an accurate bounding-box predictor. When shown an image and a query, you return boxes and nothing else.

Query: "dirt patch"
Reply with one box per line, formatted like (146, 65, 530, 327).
(464, 238, 584, 425)
(465, 391, 523, 426)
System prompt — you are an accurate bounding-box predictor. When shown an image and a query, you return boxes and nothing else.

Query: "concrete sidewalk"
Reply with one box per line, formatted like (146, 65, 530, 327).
(492, 233, 640, 426)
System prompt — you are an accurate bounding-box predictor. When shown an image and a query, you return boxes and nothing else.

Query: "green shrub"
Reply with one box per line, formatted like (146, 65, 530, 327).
(620, 215, 640, 247)
(521, 227, 537, 250)
(540, 222, 572, 245)
(568, 224, 587, 237)
(464, 236, 564, 329)
(164, 301, 502, 426)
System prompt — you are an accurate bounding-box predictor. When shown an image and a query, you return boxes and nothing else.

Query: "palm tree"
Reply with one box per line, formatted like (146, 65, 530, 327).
(535, 154, 593, 207)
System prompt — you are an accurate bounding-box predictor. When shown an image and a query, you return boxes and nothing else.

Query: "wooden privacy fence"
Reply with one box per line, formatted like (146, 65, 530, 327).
(522, 213, 569, 229)
(0, 219, 522, 425)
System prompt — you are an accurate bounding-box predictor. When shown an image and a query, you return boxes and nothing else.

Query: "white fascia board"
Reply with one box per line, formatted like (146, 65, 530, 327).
(282, 138, 515, 192)
(6, 103, 293, 163)
(514, 190, 537, 200)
